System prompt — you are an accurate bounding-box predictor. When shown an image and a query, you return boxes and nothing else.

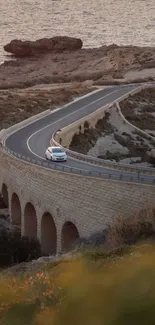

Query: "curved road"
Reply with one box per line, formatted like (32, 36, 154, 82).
(5, 84, 155, 184)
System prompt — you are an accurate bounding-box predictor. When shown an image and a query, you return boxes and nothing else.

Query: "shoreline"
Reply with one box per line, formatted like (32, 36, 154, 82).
(0, 37, 155, 90)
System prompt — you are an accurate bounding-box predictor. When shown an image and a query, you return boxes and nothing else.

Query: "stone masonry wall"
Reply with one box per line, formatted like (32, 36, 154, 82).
(54, 104, 110, 148)
(1, 149, 155, 252)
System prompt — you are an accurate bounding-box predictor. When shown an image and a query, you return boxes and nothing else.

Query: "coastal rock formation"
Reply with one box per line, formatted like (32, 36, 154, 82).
(4, 36, 83, 57)
(1, 37, 155, 89)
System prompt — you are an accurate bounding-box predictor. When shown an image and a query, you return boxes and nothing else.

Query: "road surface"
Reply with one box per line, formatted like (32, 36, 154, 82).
(5, 84, 155, 184)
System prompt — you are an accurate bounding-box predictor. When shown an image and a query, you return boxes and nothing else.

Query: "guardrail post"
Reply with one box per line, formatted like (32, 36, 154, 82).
(137, 171, 141, 179)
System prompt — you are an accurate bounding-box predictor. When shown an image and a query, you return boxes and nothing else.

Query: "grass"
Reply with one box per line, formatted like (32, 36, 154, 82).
(0, 244, 155, 325)
(0, 207, 155, 324)
(83, 245, 133, 260)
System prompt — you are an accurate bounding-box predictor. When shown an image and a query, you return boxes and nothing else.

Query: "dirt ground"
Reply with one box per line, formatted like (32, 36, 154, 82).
(0, 84, 95, 129)
(120, 87, 155, 132)
(69, 88, 155, 167)
(1, 42, 155, 89)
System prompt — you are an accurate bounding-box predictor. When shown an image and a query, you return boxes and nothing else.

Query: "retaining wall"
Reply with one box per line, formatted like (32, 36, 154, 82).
(53, 86, 144, 148)
(52, 85, 155, 175)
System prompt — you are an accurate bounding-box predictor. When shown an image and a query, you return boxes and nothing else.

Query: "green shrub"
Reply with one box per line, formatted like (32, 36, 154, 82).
(84, 245, 133, 261)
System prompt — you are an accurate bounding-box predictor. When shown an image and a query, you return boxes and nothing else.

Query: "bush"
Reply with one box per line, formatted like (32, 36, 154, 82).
(83, 245, 133, 261)
(74, 229, 109, 251)
(107, 208, 155, 249)
(74, 208, 155, 253)
(54, 247, 155, 325)
(1, 245, 155, 325)
(1, 214, 155, 324)
(0, 230, 41, 267)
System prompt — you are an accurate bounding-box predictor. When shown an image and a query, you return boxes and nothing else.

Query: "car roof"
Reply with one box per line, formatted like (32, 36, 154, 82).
(48, 146, 63, 150)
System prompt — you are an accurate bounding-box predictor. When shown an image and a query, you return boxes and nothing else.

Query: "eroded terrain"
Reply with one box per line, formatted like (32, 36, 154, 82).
(70, 87, 155, 167)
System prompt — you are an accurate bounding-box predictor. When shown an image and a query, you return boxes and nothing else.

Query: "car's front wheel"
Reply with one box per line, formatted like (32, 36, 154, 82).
(45, 153, 48, 160)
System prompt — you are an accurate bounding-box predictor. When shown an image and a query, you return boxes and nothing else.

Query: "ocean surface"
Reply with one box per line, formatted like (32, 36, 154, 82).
(0, 0, 155, 63)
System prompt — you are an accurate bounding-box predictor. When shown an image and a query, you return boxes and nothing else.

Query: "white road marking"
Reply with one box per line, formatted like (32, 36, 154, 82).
(3, 86, 106, 146)
(27, 86, 139, 161)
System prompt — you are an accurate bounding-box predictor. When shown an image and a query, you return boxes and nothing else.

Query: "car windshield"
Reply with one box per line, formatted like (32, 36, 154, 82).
(52, 148, 64, 153)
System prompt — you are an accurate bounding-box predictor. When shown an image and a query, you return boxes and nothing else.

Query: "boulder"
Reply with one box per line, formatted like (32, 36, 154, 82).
(4, 36, 83, 57)
(150, 148, 155, 158)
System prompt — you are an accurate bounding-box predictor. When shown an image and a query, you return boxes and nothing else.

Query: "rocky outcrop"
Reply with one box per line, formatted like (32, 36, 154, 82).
(4, 36, 83, 57)
(1, 38, 155, 89)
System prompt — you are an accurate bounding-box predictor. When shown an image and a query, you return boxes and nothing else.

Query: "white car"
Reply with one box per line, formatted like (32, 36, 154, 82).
(45, 146, 67, 162)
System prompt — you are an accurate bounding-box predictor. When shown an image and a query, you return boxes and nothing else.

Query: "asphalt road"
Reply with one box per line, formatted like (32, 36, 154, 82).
(5, 84, 155, 184)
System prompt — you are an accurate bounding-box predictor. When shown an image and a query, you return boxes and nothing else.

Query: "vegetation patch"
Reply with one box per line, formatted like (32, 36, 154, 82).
(69, 103, 154, 165)
(0, 86, 93, 129)
(120, 87, 155, 131)
(0, 229, 41, 267)
(69, 112, 113, 153)
(0, 206, 155, 323)
(83, 245, 133, 261)
(0, 243, 155, 324)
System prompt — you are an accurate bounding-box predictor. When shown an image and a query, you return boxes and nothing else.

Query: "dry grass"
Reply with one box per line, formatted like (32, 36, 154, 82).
(120, 87, 155, 130)
(74, 206, 155, 251)
(0, 86, 93, 129)
(0, 244, 155, 324)
(0, 208, 155, 324)
(106, 207, 155, 249)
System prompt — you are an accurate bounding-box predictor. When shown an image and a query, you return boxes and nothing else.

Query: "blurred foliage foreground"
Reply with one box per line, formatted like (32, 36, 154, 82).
(0, 244, 155, 325)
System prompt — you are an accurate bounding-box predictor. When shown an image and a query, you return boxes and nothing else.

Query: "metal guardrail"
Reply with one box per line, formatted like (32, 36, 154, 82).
(3, 146, 155, 185)
(50, 85, 155, 176)
(1, 83, 155, 185)
(116, 102, 155, 144)
(52, 132, 155, 176)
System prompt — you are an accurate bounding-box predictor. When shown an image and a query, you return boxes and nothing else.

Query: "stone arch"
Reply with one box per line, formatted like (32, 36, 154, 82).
(41, 212, 57, 255)
(11, 193, 21, 226)
(24, 202, 37, 239)
(61, 221, 79, 252)
(1, 183, 9, 208)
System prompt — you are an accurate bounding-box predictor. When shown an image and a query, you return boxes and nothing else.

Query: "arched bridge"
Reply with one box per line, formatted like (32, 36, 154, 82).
(1, 84, 155, 254)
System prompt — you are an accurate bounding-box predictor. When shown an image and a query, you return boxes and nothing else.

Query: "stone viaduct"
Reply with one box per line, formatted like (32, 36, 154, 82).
(1, 87, 155, 255)
(1, 147, 155, 255)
